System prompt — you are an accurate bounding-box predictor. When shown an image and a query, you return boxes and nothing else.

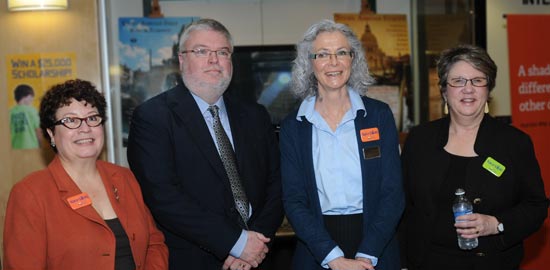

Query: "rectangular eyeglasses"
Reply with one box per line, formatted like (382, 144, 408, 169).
(309, 50, 354, 60)
(447, 77, 488, 87)
(180, 48, 232, 59)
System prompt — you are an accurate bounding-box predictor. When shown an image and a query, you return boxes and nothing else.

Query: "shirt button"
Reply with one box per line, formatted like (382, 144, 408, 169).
(473, 198, 482, 204)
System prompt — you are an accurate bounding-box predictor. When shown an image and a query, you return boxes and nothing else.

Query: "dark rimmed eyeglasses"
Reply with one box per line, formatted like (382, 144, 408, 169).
(53, 115, 103, 129)
(180, 48, 232, 59)
(309, 50, 354, 60)
(447, 77, 488, 87)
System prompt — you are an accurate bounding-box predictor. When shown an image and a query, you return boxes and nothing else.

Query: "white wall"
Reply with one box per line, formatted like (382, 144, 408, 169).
(105, 0, 383, 50)
(158, 0, 361, 45)
(104, 0, 412, 165)
(486, 0, 548, 116)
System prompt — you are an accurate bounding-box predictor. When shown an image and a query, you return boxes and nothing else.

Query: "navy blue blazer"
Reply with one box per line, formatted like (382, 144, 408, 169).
(127, 84, 283, 270)
(280, 96, 405, 270)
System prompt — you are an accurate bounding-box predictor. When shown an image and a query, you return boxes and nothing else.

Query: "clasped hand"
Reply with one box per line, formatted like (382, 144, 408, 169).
(223, 231, 270, 270)
(327, 257, 375, 270)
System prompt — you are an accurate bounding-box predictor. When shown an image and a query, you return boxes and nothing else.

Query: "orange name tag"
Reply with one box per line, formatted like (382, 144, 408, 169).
(67, 193, 92, 210)
(360, 128, 380, 142)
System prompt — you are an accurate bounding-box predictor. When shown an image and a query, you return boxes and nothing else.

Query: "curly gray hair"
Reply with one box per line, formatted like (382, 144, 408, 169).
(291, 19, 375, 99)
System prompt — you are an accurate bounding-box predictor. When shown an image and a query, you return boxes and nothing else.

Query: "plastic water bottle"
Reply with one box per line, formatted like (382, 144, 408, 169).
(452, 188, 478, 250)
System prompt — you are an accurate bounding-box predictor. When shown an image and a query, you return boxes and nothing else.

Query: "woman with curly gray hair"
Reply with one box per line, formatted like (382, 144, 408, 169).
(280, 20, 404, 270)
(291, 19, 375, 99)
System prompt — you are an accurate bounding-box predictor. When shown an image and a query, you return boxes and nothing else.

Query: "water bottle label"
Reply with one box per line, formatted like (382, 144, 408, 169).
(454, 210, 473, 220)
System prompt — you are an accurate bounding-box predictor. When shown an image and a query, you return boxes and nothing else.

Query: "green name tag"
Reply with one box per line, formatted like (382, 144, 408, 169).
(482, 157, 506, 177)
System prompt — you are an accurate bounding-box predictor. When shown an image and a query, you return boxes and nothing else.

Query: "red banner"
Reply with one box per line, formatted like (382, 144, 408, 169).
(507, 14, 550, 270)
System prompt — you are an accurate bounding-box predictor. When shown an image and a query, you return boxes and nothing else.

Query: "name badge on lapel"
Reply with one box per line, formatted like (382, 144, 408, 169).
(363, 146, 381, 160)
(67, 193, 92, 210)
(482, 157, 506, 177)
(360, 127, 380, 142)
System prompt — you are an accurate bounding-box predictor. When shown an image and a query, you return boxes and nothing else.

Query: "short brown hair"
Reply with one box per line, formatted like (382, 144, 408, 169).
(437, 44, 497, 96)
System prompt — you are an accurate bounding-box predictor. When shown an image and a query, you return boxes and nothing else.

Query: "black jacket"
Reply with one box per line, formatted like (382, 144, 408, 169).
(400, 114, 547, 269)
(127, 84, 283, 270)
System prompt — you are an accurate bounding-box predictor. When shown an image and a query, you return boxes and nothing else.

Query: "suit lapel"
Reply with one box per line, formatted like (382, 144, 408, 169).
(296, 116, 321, 214)
(97, 162, 128, 226)
(426, 118, 452, 214)
(353, 101, 378, 216)
(168, 86, 232, 189)
(224, 96, 248, 184)
(467, 115, 497, 200)
(49, 157, 106, 226)
(51, 158, 133, 232)
(427, 115, 496, 208)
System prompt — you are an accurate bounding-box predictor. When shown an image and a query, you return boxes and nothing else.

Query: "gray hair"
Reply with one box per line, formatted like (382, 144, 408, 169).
(291, 19, 375, 99)
(178, 18, 234, 51)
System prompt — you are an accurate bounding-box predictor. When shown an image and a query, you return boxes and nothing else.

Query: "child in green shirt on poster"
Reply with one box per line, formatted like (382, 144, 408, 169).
(10, 84, 42, 149)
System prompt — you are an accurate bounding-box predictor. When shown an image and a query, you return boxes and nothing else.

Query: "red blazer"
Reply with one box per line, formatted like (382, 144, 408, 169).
(3, 156, 168, 270)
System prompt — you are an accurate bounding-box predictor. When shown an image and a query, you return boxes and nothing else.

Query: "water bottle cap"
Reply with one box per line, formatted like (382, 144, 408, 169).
(455, 188, 465, 195)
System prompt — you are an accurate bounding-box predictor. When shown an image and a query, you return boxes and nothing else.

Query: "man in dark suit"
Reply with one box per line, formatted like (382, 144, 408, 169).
(127, 18, 283, 270)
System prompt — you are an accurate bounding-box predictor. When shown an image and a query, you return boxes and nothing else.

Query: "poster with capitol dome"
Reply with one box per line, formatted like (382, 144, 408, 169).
(334, 13, 410, 85)
(334, 13, 412, 131)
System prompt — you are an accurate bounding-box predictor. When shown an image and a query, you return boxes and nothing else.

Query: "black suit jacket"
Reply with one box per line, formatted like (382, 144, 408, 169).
(400, 115, 548, 269)
(127, 84, 283, 270)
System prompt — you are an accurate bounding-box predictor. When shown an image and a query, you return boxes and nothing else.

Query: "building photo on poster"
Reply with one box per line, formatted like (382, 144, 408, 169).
(117, 16, 197, 146)
(334, 12, 412, 131)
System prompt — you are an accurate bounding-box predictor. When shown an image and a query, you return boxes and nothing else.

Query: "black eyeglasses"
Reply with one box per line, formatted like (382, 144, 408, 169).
(180, 48, 232, 59)
(447, 77, 488, 87)
(53, 115, 103, 129)
(309, 50, 354, 60)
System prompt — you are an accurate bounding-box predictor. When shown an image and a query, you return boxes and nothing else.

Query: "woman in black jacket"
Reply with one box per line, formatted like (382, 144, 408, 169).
(400, 44, 547, 270)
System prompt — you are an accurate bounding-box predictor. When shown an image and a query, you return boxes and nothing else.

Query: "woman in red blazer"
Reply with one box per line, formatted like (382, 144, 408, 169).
(3, 79, 168, 270)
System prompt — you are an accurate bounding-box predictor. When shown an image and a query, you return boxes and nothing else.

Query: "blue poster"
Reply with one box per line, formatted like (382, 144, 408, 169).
(118, 17, 197, 144)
